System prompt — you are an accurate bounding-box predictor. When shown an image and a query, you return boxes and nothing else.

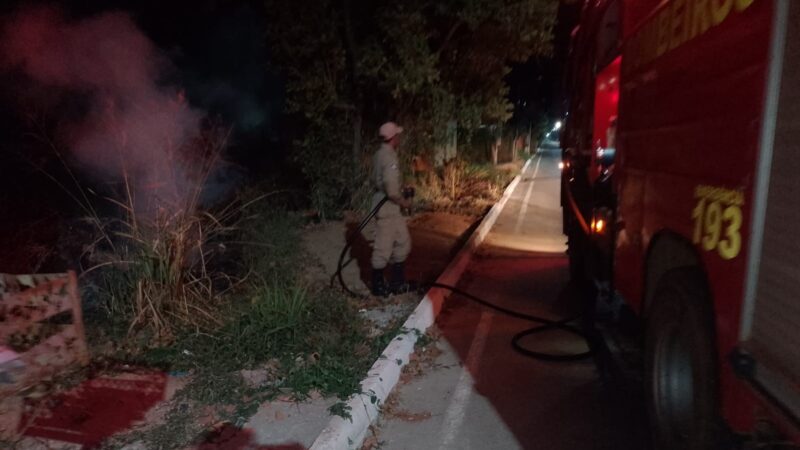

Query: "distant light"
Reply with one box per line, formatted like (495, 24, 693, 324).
(558, 161, 565, 170)
(554, 121, 562, 130)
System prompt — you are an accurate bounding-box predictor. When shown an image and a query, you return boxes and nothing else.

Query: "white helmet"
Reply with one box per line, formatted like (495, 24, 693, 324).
(379, 122, 404, 141)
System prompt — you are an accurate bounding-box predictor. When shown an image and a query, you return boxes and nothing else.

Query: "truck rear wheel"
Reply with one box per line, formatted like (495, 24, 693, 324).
(645, 268, 721, 450)
(566, 227, 587, 284)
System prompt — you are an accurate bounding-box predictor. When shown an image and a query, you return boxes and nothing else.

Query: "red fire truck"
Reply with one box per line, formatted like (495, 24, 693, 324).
(562, 0, 800, 448)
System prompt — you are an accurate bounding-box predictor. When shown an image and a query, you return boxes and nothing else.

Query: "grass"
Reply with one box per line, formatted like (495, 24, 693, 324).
(26, 120, 407, 448)
(328, 401, 353, 420)
(113, 283, 400, 448)
(414, 158, 518, 215)
(103, 204, 403, 448)
(28, 122, 243, 343)
(142, 285, 391, 395)
(93, 206, 236, 341)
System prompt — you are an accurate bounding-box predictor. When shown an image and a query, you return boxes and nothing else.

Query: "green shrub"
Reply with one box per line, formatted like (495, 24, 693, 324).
(142, 283, 392, 398)
(413, 158, 517, 214)
(240, 207, 303, 283)
(293, 118, 368, 219)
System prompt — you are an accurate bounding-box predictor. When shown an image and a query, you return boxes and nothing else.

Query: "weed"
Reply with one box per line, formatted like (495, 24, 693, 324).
(414, 158, 517, 215)
(94, 206, 235, 341)
(139, 281, 403, 395)
(121, 281, 403, 448)
(413, 329, 435, 349)
(240, 207, 304, 284)
(109, 368, 272, 450)
(442, 159, 465, 199)
(25, 100, 411, 448)
(124, 407, 196, 450)
(28, 118, 244, 341)
(291, 117, 369, 220)
(328, 401, 353, 420)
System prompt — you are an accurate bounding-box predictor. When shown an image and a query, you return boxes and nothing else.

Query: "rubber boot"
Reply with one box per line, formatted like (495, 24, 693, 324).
(389, 262, 417, 294)
(371, 269, 390, 297)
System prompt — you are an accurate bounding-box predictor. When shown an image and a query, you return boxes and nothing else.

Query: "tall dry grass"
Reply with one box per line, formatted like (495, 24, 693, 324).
(98, 126, 232, 339)
(30, 116, 255, 341)
(414, 158, 515, 215)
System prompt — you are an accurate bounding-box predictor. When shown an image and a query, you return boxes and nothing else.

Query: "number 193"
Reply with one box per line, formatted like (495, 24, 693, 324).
(692, 199, 742, 260)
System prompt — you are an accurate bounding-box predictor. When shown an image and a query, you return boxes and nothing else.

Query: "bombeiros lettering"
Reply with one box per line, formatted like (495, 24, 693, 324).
(624, 0, 758, 75)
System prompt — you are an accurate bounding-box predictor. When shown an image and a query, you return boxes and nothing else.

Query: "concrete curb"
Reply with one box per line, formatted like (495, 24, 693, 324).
(309, 161, 528, 450)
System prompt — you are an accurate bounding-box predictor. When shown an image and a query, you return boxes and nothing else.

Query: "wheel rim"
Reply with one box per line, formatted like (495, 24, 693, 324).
(652, 319, 694, 443)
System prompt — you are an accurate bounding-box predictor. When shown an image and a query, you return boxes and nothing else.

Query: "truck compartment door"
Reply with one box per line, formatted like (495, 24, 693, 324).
(741, 0, 800, 421)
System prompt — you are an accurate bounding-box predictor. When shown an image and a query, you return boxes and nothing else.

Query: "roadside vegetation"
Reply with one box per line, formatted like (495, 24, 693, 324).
(103, 205, 401, 448)
(414, 158, 519, 216)
(8, 125, 403, 448)
(8, 86, 524, 450)
(1, 1, 556, 447)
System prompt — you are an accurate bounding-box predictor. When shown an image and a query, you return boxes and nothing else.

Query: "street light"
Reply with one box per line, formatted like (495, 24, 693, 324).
(554, 121, 562, 131)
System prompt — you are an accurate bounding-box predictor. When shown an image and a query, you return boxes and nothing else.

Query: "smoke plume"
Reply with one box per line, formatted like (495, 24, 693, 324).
(1, 6, 213, 215)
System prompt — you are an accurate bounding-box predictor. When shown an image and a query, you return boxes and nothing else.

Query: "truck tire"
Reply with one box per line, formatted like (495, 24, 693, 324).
(645, 268, 722, 450)
(567, 229, 585, 283)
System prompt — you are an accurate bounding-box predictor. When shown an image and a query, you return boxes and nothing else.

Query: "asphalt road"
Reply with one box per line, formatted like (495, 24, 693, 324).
(373, 151, 647, 450)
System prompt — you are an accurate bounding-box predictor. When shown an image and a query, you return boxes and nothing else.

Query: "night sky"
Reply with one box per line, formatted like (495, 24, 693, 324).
(508, 0, 582, 129)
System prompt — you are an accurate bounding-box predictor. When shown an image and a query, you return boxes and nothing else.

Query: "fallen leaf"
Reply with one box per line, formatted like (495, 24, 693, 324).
(361, 435, 379, 450)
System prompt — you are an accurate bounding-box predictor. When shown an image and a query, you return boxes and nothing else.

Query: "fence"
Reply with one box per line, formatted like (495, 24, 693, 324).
(0, 271, 89, 397)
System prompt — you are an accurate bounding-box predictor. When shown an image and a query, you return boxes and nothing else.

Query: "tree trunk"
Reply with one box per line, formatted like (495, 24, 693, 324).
(512, 131, 519, 161)
(342, 0, 363, 169)
(352, 108, 362, 167)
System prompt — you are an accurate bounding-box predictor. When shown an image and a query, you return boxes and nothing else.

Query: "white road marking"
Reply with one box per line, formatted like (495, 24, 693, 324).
(514, 155, 542, 234)
(521, 157, 533, 173)
(438, 311, 494, 450)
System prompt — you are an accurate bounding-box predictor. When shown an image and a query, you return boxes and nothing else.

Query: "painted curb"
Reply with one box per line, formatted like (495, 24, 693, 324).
(309, 160, 529, 450)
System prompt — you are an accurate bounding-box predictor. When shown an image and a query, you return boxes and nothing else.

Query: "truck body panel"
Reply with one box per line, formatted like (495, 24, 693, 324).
(563, 0, 800, 438)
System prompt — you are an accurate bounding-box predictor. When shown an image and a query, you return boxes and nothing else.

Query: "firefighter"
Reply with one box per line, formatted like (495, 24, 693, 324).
(371, 122, 412, 297)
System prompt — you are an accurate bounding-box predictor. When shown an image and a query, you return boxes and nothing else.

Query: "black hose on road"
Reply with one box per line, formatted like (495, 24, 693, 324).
(331, 197, 594, 362)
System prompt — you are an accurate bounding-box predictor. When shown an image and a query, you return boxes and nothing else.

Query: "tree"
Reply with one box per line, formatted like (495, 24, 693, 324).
(264, 0, 556, 214)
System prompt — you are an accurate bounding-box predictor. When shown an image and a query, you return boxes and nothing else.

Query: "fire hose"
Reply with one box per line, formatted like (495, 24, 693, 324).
(330, 192, 595, 362)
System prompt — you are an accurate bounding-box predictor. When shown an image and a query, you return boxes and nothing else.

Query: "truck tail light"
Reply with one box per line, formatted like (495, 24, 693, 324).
(591, 217, 606, 234)
(591, 208, 612, 235)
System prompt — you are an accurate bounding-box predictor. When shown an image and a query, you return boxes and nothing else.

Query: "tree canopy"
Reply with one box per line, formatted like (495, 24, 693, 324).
(264, 0, 556, 214)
